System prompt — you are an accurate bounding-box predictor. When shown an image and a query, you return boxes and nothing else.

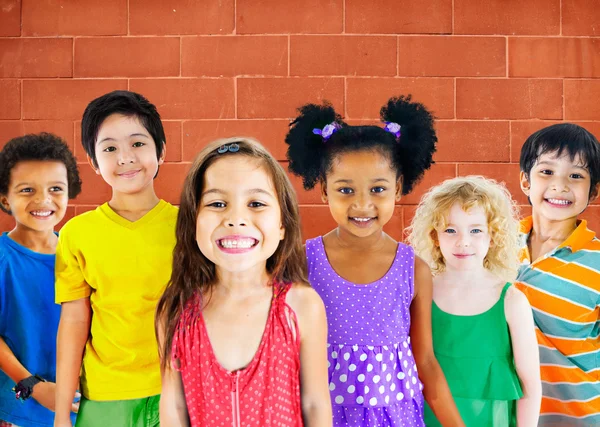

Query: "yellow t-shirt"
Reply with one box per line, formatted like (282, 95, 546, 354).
(55, 199, 178, 401)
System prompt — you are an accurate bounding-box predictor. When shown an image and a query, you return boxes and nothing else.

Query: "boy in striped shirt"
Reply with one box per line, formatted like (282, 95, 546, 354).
(516, 123, 600, 426)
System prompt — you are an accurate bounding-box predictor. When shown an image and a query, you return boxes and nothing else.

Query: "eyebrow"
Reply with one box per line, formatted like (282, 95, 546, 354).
(98, 133, 150, 144)
(15, 181, 68, 186)
(445, 223, 487, 227)
(536, 160, 587, 170)
(201, 188, 275, 198)
(333, 178, 391, 184)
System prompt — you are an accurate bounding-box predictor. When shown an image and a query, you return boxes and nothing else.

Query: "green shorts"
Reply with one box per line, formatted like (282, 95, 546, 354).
(75, 395, 160, 427)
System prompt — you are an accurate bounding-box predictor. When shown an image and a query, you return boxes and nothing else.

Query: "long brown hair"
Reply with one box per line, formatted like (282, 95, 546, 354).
(156, 137, 308, 367)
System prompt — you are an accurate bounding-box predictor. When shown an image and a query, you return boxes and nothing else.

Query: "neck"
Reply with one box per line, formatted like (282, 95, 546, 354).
(8, 225, 57, 254)
(332, 226, 389, 252)
(109, 185, 160, 215)
(530, 211, 577, 244)
(215, 263, 271, 299)
(438, 265, 491, 287)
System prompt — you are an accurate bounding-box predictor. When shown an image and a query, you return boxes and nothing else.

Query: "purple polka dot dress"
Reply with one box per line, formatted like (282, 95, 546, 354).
(306, 237, 425, 427)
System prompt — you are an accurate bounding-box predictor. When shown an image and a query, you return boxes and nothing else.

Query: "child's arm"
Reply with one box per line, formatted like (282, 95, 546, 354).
(410, 257, 465, 427)
(55, 298, 91, 427)
(157, 316, 190, 426)
(288, 284, 333, 427)
(505, 286, 541, 427)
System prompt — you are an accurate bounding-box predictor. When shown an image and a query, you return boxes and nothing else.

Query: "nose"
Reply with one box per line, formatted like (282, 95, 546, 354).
(117, 146, 136, 165)
(550, 175, 569, 192)
(352, 191, 375, 210)
(224, 204, 247, 228)
(455, 233, 470, 248)
(34, 189, 52, 204)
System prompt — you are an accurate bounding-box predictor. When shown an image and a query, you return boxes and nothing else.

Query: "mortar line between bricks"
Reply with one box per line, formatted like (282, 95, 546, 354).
(453, 78, 456, 119)
(72, 37, 75, 78)
(342, 0, 345, 34)
(127, 0, 130, 36)
(234, 77, 238, 119)
(20, 79, 23, 120)
(559, 0, 562, 36)
(508, 121, 513, 163)
(233, 0, 237, 34)
(179, 37, 182, 77)
(396, 37, 399, 76)
(287, 35, 291, 76)
(451, 0, 455, 34)
(7, 34, 600, 39)
(505, 37, 509, 78)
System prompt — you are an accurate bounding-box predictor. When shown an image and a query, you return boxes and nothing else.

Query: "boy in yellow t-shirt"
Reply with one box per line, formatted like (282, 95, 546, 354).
(54, 91, 178, 427)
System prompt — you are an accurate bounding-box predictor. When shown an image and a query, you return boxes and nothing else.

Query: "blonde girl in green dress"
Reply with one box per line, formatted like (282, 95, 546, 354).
(407, 176, 541, 427)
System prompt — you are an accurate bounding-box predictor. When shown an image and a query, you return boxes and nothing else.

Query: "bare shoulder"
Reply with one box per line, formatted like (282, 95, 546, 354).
(414, 255, 431, 274)
(504, 284, 532, 322)
(286, 282, 326, 318)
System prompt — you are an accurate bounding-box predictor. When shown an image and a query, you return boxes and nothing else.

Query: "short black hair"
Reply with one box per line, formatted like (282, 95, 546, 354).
(285, 95, 437, 195)
(0, 133, 82, 214)
(81, 90, 166, 167)
(520, 123, 600, 195)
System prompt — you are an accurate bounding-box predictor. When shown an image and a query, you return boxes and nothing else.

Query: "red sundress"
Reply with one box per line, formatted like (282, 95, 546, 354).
(172, 283, 304, 427)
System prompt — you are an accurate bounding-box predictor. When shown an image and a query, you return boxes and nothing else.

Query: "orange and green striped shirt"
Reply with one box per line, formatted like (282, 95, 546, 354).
(516, 216, 600, 427)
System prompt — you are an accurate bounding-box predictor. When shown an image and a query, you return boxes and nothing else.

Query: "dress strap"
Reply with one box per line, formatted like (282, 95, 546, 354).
(500, 282, 512, 300)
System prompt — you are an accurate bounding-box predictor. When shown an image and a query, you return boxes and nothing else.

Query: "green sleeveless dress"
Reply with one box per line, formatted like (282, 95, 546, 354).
(424, 283, 523, 427)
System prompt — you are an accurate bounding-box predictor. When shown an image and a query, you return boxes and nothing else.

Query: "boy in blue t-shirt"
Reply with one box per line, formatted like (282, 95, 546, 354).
(0, 134, 81, 427)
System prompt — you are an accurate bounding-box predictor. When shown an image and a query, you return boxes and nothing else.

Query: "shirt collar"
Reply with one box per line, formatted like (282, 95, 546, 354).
(519, 216, 596, 254)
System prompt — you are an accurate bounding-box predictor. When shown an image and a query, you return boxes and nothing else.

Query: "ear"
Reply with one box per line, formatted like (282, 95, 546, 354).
(395, 176, 403, 202)
(87, 155, 100, 175)
(320, 179, 328, 203)
(279, 223, 285, 241)
(519, 171, 530, 196)
(0, 195, 10, 213)
(589, 182, 600, 204)
(158, 142, 166, 166)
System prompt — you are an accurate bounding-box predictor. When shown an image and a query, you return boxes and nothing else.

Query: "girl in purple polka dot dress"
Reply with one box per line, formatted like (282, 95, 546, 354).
(285, 96, 465, 427)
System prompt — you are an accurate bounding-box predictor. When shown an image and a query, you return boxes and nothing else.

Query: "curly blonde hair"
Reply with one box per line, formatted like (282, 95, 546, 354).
(406, 176, 520, 282)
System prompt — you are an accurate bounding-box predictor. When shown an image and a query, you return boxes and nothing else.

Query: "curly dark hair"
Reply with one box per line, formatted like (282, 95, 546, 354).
(285, 95, 437, 195)
(0, 133, 82, 214)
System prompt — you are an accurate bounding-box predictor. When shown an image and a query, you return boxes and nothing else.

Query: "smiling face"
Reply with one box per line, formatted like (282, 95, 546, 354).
(520, 150, 595, 223)
(195, 155, 285, 274)
(92, 113, 164, 195)
(0, 160, 69, 232)
(436, 203, 491, 272)
(322, 149, 401, 238)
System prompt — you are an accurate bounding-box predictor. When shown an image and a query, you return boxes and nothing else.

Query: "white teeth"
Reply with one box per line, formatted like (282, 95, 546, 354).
(351, 217, 373, 222)
(547, 198, 571, 205)
(219, 239, 255, 249)
(31, 210, 52, 217)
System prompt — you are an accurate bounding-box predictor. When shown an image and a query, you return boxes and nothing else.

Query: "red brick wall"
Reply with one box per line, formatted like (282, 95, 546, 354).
(1, 0, 599, 238)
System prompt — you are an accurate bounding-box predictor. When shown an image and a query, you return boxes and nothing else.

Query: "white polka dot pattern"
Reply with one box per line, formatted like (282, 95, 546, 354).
(306, 237, 425, 427)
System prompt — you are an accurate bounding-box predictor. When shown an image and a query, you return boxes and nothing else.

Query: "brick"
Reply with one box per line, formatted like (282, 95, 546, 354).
(582, 206, 600, 232)
(182, 120, 290, 162)
(456, 79, 562, 120)
(458, 163, 525, 204)
(290, 36, 396, 77)
(237, 0, 342, 34)
(129, 79, 235, 120)
(509, 38, 600, 78)
(22, 0, 126, 36)
(565, 80, 600, 120)
(0, 80, 20, 119)
(75, 166, 113, 205)
(510, 120, 600, 163)
(163, 121, 182, 162)
(75, 38, 180, 78)
(435, 120, 510, 162)
(0, 39, 72, 78)
(155, 163, 190, 205)
(288, 168, 323, 205)
(22, 80, 127, 120)
(129, 0, 234, 35)
(237, 78, 344, 119)
(401, 163, 456, 205)
(346, 78, 454, 120)
(182, 36, 287, 77)
(562, 0, 600, 36)
(0, 0, 20, 36)
(299, 206, 338, 240)
(346, 0, 451, 34)
(398, 36, 505, 77)
(454, 0, 560, 35)
(0, 121, 23, 146)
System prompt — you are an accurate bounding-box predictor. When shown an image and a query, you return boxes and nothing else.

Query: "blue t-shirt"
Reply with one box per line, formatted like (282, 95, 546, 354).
(0, 232, 77, 426)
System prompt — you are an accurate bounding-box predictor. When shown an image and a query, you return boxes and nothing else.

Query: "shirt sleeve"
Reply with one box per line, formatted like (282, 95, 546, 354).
(55, 223, 91, 303)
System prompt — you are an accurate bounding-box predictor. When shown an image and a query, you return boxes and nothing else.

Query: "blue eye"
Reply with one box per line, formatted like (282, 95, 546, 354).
(444, 229, 456, 234)
(371, 187, 386, 193)
(471, 229, 482, 234)
(338, 188, 354, 194)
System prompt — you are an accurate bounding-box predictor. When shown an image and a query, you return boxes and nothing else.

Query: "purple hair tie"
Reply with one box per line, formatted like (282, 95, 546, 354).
(313, 122, 341, 141)
(384, 122, 401, 140)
